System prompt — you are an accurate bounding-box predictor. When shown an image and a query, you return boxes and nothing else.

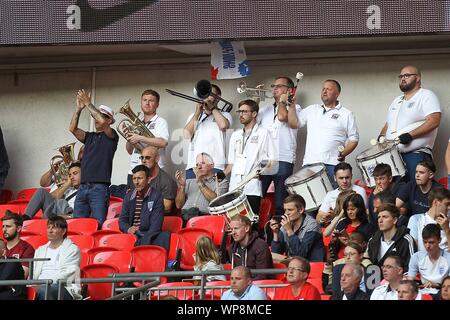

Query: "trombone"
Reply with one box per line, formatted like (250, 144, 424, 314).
(166, 79, 233, 112)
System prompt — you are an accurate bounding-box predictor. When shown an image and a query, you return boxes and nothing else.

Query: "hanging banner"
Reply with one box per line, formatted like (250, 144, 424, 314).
(210, 41, 250, 80)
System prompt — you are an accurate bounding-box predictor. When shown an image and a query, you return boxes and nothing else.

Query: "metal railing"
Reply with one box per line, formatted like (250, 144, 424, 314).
(0, 258, 50, 279)
(0, 279, 53, 300)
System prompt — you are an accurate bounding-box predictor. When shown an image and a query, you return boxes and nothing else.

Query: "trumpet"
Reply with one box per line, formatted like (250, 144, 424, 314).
(50, 142, 76, 187)
(116, 100, 154, 152)
(237, 81, 273, 101)
(166, 79, 233, 112)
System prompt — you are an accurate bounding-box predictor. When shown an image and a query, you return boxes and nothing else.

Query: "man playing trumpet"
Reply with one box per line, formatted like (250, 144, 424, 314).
(124, 89, 169, 188)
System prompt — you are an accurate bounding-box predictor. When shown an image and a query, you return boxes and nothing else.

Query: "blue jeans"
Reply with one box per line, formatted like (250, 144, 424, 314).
(324, 164, 338, 189)
(37, 284, 73, 300)
(185, 168, 224, 179)
(401, 151, 432, 183)
(261, 161, 294, 216)
(73, 183, 110, 228)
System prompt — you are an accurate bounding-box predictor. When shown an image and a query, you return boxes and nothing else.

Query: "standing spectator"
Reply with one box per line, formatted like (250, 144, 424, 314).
(273, 256, 321, 300)
(378, 65, 441, 182)
(32, 216, 81, 300)
(125, 89, 169, 187)
(0, 239, 26, 300)
(119, 165, 164, 246)
(407, 187, 450, 252)
(228, 215, 273, 279)
(2, 212, 35, 278)
(221, 266, 266, 300)
(397, 280, 420, 300)
(331, 263, 369, 300)
(193, 235, 226, 282)
(408, 224, 450, 295)
(69, 89, 119, 227)
(0, 126, 9, 193)
(367, 204, 416, 271)
(370, 254, 406, 300)
(270, 194, 324, 262)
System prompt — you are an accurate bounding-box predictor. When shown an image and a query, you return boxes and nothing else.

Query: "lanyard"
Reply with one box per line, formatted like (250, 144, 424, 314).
(241, 127, 253, 153)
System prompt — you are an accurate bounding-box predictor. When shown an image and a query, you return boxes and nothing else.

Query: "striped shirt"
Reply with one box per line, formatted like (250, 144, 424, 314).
(133, 193, 144, 227)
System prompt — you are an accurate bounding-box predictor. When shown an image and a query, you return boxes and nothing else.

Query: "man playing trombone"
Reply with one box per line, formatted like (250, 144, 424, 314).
(183, 84, 232, 179)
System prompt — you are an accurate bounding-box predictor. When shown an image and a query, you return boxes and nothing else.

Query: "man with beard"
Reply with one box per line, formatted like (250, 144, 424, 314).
(2, 212, 34, 279)
(225, 99, 275, 214)
(378, 65, 441, 182)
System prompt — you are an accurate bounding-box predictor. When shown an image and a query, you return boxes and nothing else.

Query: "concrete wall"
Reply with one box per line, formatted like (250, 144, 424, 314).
(1, 55, 449, 194)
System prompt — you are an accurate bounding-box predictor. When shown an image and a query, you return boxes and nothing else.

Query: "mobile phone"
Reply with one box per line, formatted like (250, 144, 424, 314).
(272, 216, 283, 223)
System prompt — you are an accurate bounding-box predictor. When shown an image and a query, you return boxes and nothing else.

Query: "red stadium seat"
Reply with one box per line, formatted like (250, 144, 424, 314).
(101, 218, 120, 232)
(21, 219, 48, 237)
(273, 263, 288, 281)
(162, 216, 183, 233)
(27, 287, 37, 300)
(67, 218, 98, 235)
(86, 247, 119, 264)
(91, 230, 121, 247)
(150, 282, 194, 300)
(205, 280, 230, 297)
(109, 196, 123, 205)
(422, 294, 433, 300)
(309, 262, 325, 279)
(223, 263, 232, 280)
(106, 202, 122, 220)
(21, 235, 48, 250)
(81, 263, 119, 300)
(97, 233, 136, 251)
(186, 215, 225, 246)
(92, 250, 132, 274)
(188, 293, 222, 300)
(307, 278, 325, 295)
(253, 279, 284, 300)
(438, 177, 448, 189)
(321, 294, 331, 300)
(7, 199, 30, 205)
(0, 189, 13, 204)
(168, 232, 180, 261)
(68, 235, 95, 253)
(258, 198, 273, 232)
(80, 251, 89, 269)
(16, 188, 41, 200)
(131, 245, 167, 285)
(0, 204, 22, 219)
(176, 228, 213, 270)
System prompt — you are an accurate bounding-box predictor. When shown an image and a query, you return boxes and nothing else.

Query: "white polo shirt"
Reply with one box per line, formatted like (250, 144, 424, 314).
(408, 250, 450, 294)
(186, 111, 233, 170)
(128, 114, 169, 173)
(319, 184, 368, 213)
(228, 124, 275, 196)
(370, 283, 422, 300)
(298, 103, 359, 166)
(257, 102, 301, 164)
(385, 88, 441, 154)
(407, 212, 448, 252)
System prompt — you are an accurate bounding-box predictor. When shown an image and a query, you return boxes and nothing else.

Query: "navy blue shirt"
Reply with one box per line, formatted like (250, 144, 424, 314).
(81, 130, 119, 184)
(396, 180, 442, 216)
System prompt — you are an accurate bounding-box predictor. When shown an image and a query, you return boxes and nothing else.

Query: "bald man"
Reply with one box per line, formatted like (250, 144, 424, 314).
(379, 65, 441, 182)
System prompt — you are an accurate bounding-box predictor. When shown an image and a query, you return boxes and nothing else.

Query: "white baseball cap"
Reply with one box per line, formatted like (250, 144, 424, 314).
(98, 105, 115, 124)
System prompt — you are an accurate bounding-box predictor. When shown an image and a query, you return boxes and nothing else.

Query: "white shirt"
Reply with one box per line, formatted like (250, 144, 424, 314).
(319, 184, 368, 213)
(407, 212, 448, 252)
(257, 103, 301, 164)
(370, 283, 399, 300)
(38, 246, 62, 282)
(228, 124, 275, 196)
(385, 88, 441, 153)
(298, 103, 359, 166)
(379, 237, 395, 261)
(186, 111, 233, 170)
(128, 114, 169, 173)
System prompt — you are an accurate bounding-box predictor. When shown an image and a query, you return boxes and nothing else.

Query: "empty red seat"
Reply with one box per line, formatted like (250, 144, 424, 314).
(67, 218, 99, 235)
(162, 216, 183, 233)
(101, 218, 120, 232)
(150, 282, 194, 300)
(86, 247, 119, 264)
(21, 219, 48, 237)
(106, 202, 122, 220)
(91, 230, 121, 247)
(205, 280, 230, 297)
(21, 235, 48, 250)
(186, 215, 225, 247)
(97, 233, 136, 251)
(16, 188, 41, 200)
(309, 262, 325, 279)
(92, 250, 132, 274)
(68, 235, 95, 253)
(176, 228, 213, 270)
(131, 245, 167, 285)
(81, 263, 119, 300)
(253, 279, 284, 300)
(0, 204, 21, 219)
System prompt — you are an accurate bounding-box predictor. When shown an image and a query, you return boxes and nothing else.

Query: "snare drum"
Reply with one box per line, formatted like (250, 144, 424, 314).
(208, 190, 258, 224)
(356, 142, 406, 187)
(284, 164, 334, 212)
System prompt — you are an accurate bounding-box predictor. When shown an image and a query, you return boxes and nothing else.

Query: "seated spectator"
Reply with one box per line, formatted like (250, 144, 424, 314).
(228, 215, 273, 280)
(367, 204, 416, 271)
(221, 266, 266, 300)
(273, 256, 321, 300)
(32, 216, 81, 300)
(370, 254, 406, 300)
(270, 194, 324, 262)
(317, 162, 368, 221)
(407, 187, 450, 252)
(408, 224, 450, 295)
(316, 189, 355, 227)
(175, 152, 228, 223)
(331, 263, 369, 300)
(39, 146, 83, 188)
(119, 165, 164, 246)
(193, 235, 226, 282)
(367, 164, 402, 226)
(23, 162, 81, 220)
(331, 241, 372, 295)
(2, 212, 34, 278)
(370, 190, 397, 229)
(396, 160, 442, 226)
(433, 275, 450, 300)
(0, 239, 26, 300)
(397, 280, 419, 300)
(139, 146, 177, 214)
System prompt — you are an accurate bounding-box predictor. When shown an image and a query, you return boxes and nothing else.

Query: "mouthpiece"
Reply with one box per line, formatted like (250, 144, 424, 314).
(296, 72, 303, 80)
(370, 138, 378, 146)
(337, 145, 345, 153)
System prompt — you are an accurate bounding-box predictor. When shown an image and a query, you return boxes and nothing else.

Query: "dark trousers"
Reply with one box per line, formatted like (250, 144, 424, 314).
(261, 161, 294, 216)
(401, 151, 432, 183)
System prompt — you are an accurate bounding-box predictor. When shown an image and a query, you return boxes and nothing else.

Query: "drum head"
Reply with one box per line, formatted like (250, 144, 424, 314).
(285, 164, 324, 185)
(357, 142, 395, 161)
(209, 191, 243, 208)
